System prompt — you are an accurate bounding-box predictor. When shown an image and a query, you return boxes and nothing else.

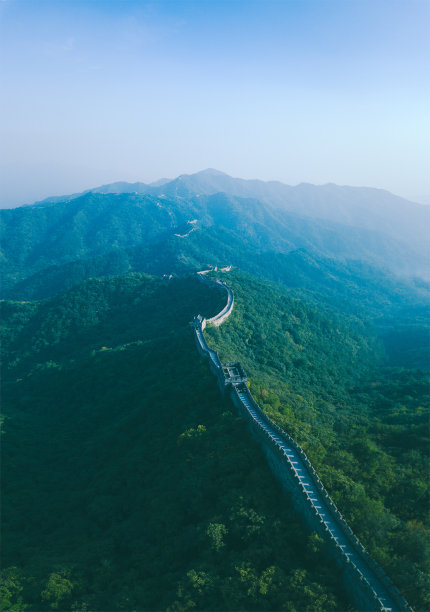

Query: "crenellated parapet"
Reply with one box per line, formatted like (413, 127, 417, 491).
(192, 272, 412, 612)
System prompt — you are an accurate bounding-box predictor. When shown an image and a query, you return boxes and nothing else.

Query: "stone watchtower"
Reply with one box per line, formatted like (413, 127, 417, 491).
(217, 362, 247, 393)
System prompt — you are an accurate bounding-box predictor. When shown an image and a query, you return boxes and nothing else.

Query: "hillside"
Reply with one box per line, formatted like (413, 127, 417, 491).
(204, 269, 430, 610)
(1, 274, 355, 611)
(2, 172, 429, 298)
(36, 169, 430, 252)
(1, 173, 429, 611)
(2, 270, 429, 610)
(3, 203, 429, 303)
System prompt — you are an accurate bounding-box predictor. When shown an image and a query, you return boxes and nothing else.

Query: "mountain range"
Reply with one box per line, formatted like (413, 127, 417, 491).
(34, 168, 430, 247)
(1, 169, 429, 300)
(1, 169, 429, 611)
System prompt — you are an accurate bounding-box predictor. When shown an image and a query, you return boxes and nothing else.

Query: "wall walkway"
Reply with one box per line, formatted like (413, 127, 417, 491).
(192, 271, 412, 612)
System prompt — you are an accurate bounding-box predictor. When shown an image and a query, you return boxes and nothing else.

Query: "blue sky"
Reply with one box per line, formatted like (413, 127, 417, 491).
(1, 0, 429, 206)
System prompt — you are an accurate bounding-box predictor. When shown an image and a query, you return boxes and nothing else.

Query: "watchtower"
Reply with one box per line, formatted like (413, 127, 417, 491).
(220, 362, 247, 387)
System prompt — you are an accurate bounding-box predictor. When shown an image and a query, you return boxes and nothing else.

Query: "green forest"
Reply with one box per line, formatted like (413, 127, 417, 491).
(2, 274, 355, 611)
(1, 263, 429, 610)
(205, 269, 430, 610)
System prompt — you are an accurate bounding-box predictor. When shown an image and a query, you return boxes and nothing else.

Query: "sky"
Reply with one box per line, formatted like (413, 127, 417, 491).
(1, 0, 429, 207)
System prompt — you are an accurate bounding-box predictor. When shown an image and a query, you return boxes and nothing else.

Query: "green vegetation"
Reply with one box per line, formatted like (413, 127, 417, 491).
(205, 269, 430, 610)
(2, 174, 429, 611)
(1, 274, 352, 611)
(2, 184, 429, 300)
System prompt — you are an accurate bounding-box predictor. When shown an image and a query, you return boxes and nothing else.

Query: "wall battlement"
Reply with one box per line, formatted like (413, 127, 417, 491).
(192, 272, 412, 612)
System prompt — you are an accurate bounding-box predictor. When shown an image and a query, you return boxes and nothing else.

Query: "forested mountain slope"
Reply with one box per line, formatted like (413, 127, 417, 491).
(1, 274, 353, 611)
(2, 173, 428, 298)
(36, 169, 430, 251)
(1, 174, 429, 611)
(204, 270, 430, 610)
(4, 215, 429, 311)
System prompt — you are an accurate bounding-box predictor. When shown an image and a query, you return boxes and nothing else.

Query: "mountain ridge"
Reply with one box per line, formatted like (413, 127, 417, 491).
(2, 185, 429, 300)
(19, 169, 428, 260)
(30, 169, 423, 210)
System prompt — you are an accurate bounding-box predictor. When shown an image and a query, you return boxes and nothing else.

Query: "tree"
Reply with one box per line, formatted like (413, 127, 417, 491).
(41, 571, 74, 610)
(206, 522, 228, 552)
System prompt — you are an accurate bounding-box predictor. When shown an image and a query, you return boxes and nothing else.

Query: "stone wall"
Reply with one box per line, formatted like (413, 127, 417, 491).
(192, 273, 412, 612)
(197, 271, 234, 327)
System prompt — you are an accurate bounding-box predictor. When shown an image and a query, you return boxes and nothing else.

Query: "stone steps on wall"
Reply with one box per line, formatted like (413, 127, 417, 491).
(236, 389, 400, 611)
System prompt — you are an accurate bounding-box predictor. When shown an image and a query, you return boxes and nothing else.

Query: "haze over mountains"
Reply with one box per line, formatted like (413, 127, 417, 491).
(35, 168, 429, 247)
(1, 170, 428, 302)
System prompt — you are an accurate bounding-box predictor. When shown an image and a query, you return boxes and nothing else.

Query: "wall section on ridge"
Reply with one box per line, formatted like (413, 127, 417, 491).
(192, 272, 412, 612)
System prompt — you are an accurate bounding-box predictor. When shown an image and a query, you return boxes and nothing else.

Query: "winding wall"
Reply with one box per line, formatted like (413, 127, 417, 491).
(192, 272, 412, 612)
(197, 271, 234, 326)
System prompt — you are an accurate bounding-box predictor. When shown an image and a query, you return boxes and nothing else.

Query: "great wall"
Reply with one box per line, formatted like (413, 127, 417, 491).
(192, 270, 412, 612)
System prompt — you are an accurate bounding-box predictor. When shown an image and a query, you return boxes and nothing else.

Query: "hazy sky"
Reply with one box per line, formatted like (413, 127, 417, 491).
(1, 0, 429, 207)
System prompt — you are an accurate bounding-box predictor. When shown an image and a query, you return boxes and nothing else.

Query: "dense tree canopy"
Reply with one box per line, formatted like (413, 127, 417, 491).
(2, 274, 353, 611)
(205, 270, 430, 610)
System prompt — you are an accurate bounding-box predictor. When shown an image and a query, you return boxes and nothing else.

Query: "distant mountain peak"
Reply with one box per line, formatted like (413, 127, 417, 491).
(175, 169, 229, 181)
(194, 168, 229, 177)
